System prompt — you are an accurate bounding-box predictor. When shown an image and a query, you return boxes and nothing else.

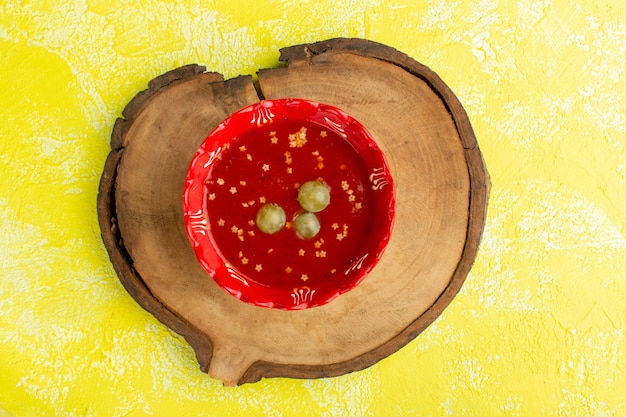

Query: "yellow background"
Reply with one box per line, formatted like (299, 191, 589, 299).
(1, 0, 625, 415)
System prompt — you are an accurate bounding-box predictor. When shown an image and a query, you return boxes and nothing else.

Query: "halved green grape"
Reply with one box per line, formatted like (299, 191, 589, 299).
(256, 203, 286, 234)
(294, 212, 321, 239)
(297, 180, 330, 212)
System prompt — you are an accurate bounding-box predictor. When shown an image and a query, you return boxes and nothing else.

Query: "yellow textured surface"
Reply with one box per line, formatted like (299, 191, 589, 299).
(1, 0, 625, 415)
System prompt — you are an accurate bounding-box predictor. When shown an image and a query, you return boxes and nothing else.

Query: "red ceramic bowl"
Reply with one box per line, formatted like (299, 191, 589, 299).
(183, 98, 395, 309)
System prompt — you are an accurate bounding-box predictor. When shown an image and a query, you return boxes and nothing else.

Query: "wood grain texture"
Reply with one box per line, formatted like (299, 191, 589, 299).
(97, 38, 489, 385)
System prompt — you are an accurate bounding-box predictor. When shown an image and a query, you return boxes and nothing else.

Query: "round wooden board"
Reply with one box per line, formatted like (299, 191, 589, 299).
(97, 38, 489, 386)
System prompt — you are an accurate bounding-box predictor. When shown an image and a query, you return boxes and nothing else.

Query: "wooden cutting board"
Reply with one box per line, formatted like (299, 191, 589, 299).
(97, 38, 489, 385)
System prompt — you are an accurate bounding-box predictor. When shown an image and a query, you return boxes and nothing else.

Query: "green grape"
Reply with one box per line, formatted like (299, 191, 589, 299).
(294, 212, 321, 239)
(298, 181, 330, 213)
(256, 203, 286, 234)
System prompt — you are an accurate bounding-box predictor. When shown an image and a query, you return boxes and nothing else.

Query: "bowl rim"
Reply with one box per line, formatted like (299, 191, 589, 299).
(183, 98, 396, 309)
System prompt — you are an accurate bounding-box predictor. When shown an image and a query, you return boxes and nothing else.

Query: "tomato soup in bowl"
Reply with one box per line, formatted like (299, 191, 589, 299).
(183, 99, 395, 309)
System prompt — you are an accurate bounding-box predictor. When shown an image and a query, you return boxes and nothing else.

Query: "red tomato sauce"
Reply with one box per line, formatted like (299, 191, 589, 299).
(203, 119, 375, 291)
